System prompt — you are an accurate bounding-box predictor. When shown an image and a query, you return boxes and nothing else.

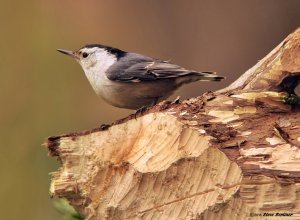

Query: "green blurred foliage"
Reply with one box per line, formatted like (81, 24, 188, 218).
(54, 199, 83, 220)
(0, 0, 299, 219)
(282, 94, 300, 106)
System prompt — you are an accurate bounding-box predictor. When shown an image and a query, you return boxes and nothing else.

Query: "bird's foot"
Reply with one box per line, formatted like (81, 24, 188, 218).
(134, 106, 147, 119)
(171, 96, 181, 104)
(99, 123, 110, 130)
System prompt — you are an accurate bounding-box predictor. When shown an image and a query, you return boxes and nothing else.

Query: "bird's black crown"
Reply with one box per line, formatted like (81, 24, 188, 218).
(83, 44, 126, 59)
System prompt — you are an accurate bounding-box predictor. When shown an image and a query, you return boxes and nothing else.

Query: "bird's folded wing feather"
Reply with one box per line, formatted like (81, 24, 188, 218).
(107, 59, 219, 83)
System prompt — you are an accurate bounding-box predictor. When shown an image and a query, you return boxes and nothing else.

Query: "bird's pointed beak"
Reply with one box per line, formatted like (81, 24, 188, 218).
(57, 49, 77, 58)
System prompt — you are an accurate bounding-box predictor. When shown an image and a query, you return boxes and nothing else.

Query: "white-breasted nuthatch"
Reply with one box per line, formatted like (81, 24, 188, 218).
(57, 44, 224, 110)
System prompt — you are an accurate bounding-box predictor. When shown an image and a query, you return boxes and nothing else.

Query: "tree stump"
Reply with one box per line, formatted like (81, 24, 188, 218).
(46, 28, 300, 220)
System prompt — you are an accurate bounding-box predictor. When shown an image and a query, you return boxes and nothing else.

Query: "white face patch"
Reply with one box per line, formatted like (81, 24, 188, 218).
(78, 47, 117, 71)
(77, 47, 117, 95)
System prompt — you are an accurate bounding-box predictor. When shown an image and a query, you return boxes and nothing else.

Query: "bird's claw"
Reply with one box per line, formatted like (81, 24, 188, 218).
(171, 96, 181, 104)
(100, 124, 110, 130)
(134, 106, 147, 119)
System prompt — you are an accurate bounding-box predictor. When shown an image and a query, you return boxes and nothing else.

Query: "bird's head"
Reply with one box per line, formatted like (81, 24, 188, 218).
(57, 44, 126, 73)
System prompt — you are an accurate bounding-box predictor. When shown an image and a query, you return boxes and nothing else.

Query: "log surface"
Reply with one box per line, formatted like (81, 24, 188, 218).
(46, 28, 300, 220)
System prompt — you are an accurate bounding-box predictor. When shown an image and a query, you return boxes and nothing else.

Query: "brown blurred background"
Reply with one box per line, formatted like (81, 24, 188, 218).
(1, 0, 300, 219)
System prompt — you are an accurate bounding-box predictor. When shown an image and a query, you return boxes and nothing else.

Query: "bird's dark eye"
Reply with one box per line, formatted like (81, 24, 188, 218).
(82, 52, 88, 58)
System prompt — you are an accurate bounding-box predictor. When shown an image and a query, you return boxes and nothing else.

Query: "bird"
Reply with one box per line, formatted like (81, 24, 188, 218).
(57, 44, 224, 110)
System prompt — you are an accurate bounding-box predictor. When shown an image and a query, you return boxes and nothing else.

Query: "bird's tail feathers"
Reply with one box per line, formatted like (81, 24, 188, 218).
(195, 71, 225, 81)
(176, 71, 224, 85)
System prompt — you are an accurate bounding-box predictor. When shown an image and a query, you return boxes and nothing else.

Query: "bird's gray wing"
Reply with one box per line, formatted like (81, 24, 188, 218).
(106, 53, 223, 82)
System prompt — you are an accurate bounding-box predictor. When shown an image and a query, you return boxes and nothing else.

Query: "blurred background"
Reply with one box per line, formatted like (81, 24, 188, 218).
(1, 0, 300, 219)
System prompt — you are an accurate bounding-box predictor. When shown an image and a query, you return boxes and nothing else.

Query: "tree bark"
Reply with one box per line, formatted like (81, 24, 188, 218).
(46, 28, 300, 220)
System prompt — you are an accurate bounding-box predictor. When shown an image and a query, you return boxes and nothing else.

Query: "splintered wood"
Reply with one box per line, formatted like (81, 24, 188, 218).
(50, 113, 241, 219)
(46, 28, 300, 220)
